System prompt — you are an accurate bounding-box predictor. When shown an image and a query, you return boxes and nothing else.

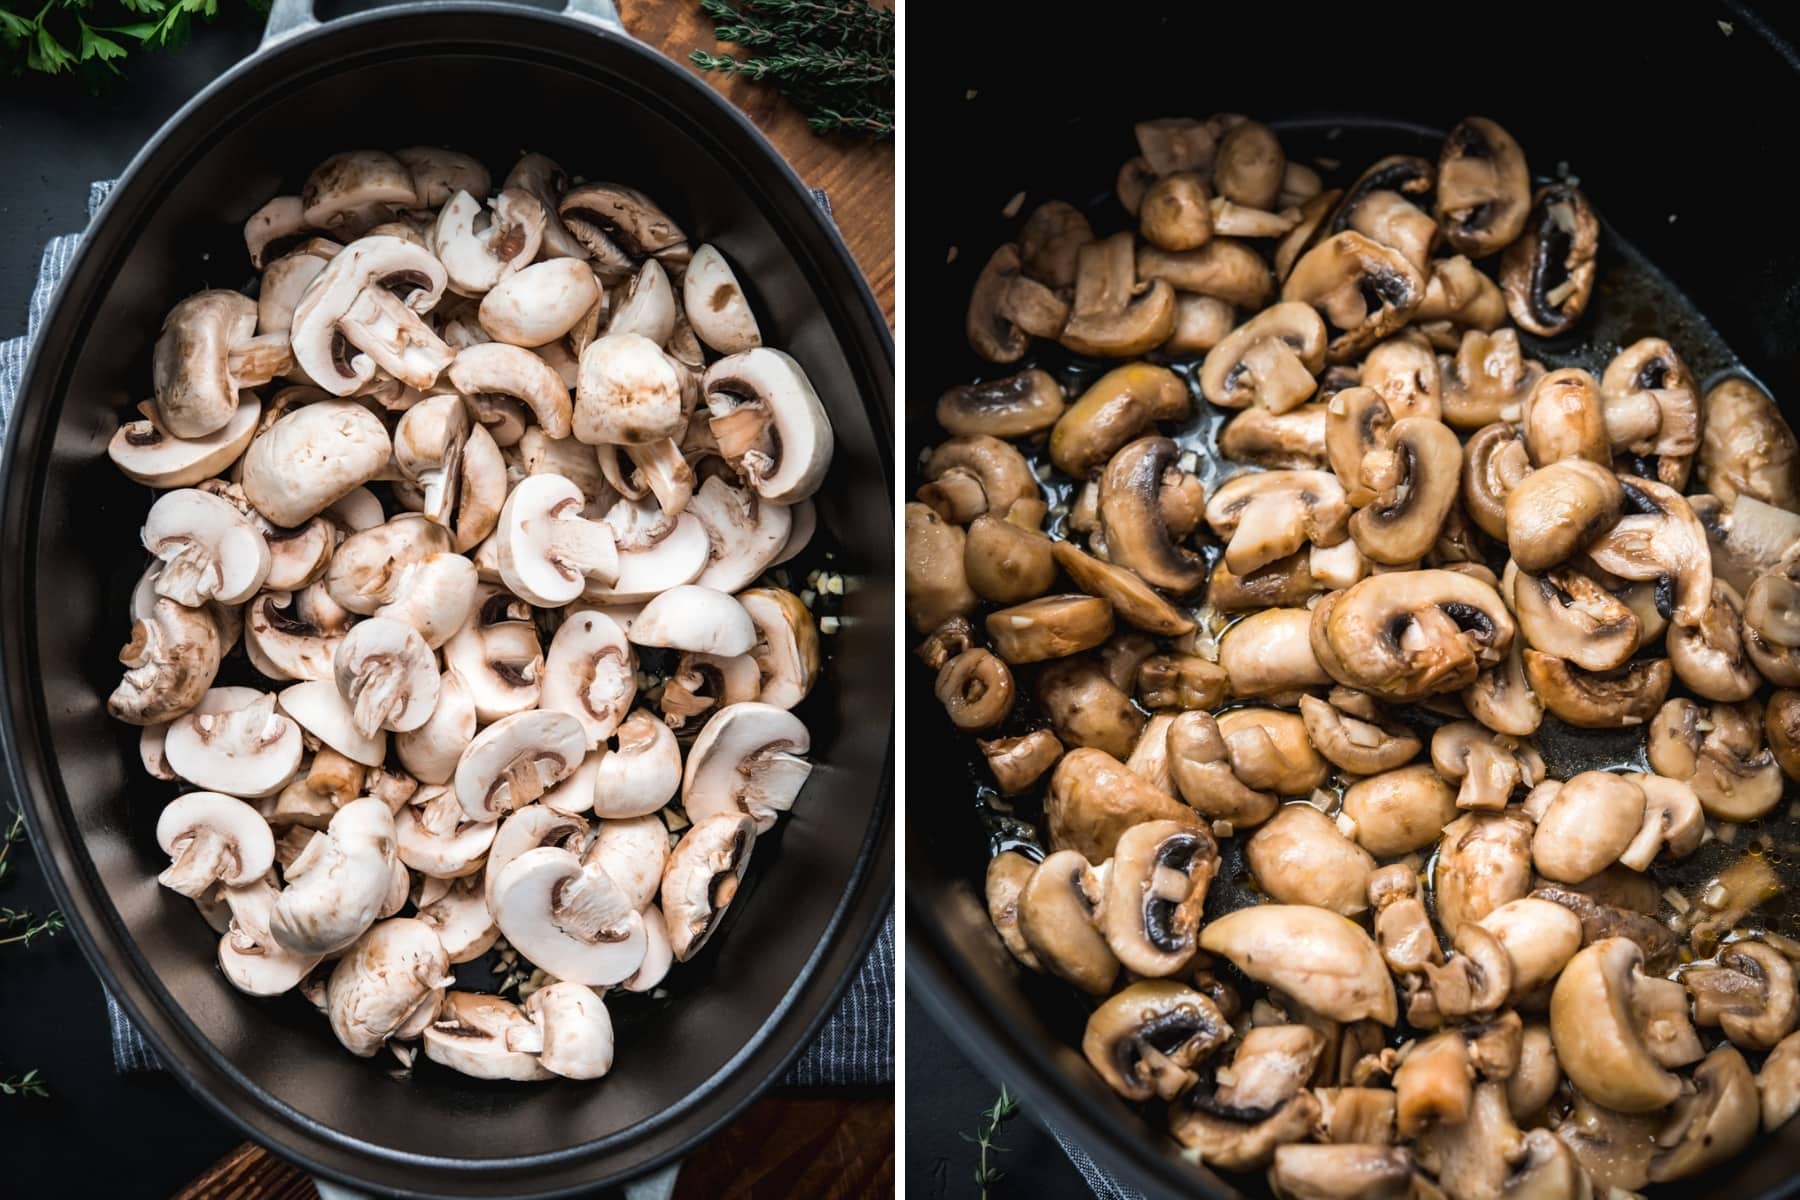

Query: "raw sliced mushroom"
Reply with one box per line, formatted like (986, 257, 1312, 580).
(701, 348, 834, 504)
(332, 617, 439, 737)
(163, 691, 304, 798)
(682, 701, 811, 832)
(490, 845, 646, 985)
(155, 792, 276, 898)
(660, 812, 755, 962)
(453, 709, 588, 821)
(433, 188, 544, 296)
(422, 991, 551, 1081)
(592, 708, 682, 818)
(327, 917, 451, 1058)
(141, 487, 272, 607)
(269, 798, 398, 956)
(109, 396, 261, 488)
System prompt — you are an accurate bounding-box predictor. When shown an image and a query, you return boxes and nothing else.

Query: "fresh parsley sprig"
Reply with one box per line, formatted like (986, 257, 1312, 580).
(1, 0, 268, 80)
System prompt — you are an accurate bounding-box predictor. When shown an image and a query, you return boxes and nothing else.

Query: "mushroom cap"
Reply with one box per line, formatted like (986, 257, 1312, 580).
(395, 783, 496, 879)
(1433, 811, 1535, 935)
(1282, 231, 1424, 363)
(433, 188, 545, 296)
(1500, 183, 1599, 337)
(109, 395, 262, 488)
(1204, 469, 1350, 576)
(289, 235, 448, 395)
(1551, 937, 1696, 1112)
(682, 701, 812, 833)
(421, 991, 552, 1081)
(277, 679, 386, 767)
(630, 584, 756, 658)
(688, 476, 793, 594)
(270, 798, 399, 957)
(1268, 1144, 1413, 1200)
(332, 617, 440, 737)
(155, 791, 276, 897)
(414, 874, 499, 963)
(683, 244, 763, 355)
(1340, 764, 1458, 857)
(1311, 568, 1514, 701)
(593, 708, 683, 818)
(478, 257, 600, 349)
(1504, 458, 1623, 574)
(1049, 362, 1189, 478)
(1530, 771, 1646, 884)
(1198, 302, 1327, 413)
(1649, 1045, 1760, 1183)
(497, 473, 619, 607)
(302, 150, 417, 233)
(454, 709, 588, 821)
(1699, 376, 1800, 512)
(141, 487, 273, 608)
(584, 813, 668, 912)
(738, 587, 820, 711)
(164, 691, 304, 798)
(1097, 436, 1209, 594)
(574, 331, 683, 446)
(1509, 562, 1641, 671)
(1218, 607, 1331, 698)
(241, 400, 394, 528)
(216, 878, 324, 996)
(581, 502, 710, 605)
(1348, 417, 1463, 566)
(661, 811, 756, 961)
(1435, 116, 1531, 257)
(1214, 707, 1327, 796)
(1199, 904, 1397, 1024)
(326, 919, 450, 1059)
(395, 669, 478, 785)
(151, 290, 258, 438)
(1246, 803, 1376, 917)
(1686, 940, 1800, 1052)
(936, 368, 1066, 440)
(1018, 848, 1117, 994)
(1475, 897, 1584, 1002)
(1297, 693, 1420, 776)
(491, 845, 647, 985)
(108, 598, 224, 725)
(539, 610, 636, 747)
(523, 982, 616, 1080)
(701, 348, 834, 505)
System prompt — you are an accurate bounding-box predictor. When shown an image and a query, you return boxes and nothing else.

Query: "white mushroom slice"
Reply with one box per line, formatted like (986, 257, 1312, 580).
(542, 749, 603, 816)
(682, 702, 812, 832)
(108, 597, 224, 725)
(519, 427, 610, 515)
(772, 497, 816, 567)
(244, 195, 305, 270)
(375, 551, 479, 649)
(586, 815, 669, 910)
(261, 516, 335, 592)
(379, 856, 412, 918)
(258, 240, 339, 336)
(423, 991, 552, 1081)
(541, 610, 636, 747)
(583, 503, 709, 604)
(289, 235, 447, 395)
(301, 151, 418, 236)
(702, 348, 834, 504)
(454, 709, 589, 821)
(155, 792, 276, 898)
(433, 188, 544, 295)
(395, 147, 489, 209)
(620, 438, 694, 517)
(415, 875, 498, 963)
(396, 670, 478, 785)
(396, 784, 496, 878)
(336, 284, 457, 390)
(478, 257, 602, 348)
(140, 722, 176, 780)
(594, 709, 682, 818)
(393, 393, 470, 526)
(328, 485, 385, 532)
(573, 332, 685, 446)
(277, 679, 387, 767)
(688, 475, 792, 593)
(270, 797, 400, 956)
(451, 424, 509, 553)
(244, 586, 349, 682)
(621, 904, 674, 993)
(332, 617, 440, 737)
(217, 877, 323, 996)
(108, 397, 261, 488)
(484, 804, 589, 911)
(490, 846, 647, 986)
(631, 585, 756, 657)
(520, 983, 615, 1080)
(240, 399, 394, 527)
(496, 474, 620, 606)
(662, 812, 756, 961)
(151, 290, 260, 438)
(503, 153, 588, 261)
(164, 691, 304, 798)
(326, 917, 451, 1058)
(443, 588, 544, 722)
(683, 244, 763, 354)
(660, 650, 761, 730)
(606, 259, 676, 346)
(446, 342, 573, 440)
(141, 488, 272, 608)
(739, 588, 821, 710)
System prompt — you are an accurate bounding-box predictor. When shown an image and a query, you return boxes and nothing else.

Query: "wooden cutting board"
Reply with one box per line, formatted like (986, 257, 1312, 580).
(176, 2, 893, 1196)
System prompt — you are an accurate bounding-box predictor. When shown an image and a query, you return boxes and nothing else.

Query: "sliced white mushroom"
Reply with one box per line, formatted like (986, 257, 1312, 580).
(581, 501, 710, 604)
(688, 475, 793, 593)
(453, 709, 589, 821)
(490, 845, 647, 986)
(278, 680, 386, 767)
(478, 257, 601, 347)
(443, 586, 545, 722)
(662, 812, 756, 961)
(496, 473, 620, 606)
(422, 991, 552, 1081)
(395, 147, 489, 209)
(332, 617, 440, 737)
(415, 874, 499, 963)
(164, 690, 304, 798)
(432, 188, 544, 296)
(395, 669, 478, 785)
(108, 597, 224, 725)
(573, 332, 685, 446)
(261, 516, 336, 592)
(109, 397, 261, 488)
(257, 240, 338, 335)
(483, 803, 589, 911)
(141, 487, 272, 607)
(244, 194, 306, 270)
(630, 585, 756, 657)
(289, 235, 452, 394)
(376, 551, 479, 649)
(606, 259, 676, 346)
(621, 904, 674, 993)
(392, 393, 470, 527)
(240, 399, 394, 527)
(594, 709, 683, 818)
(396, 783, 497, 879)
(772, 498, 817, 566)
(682, 702, 812, 833)
(326, 916, 451, 1057)
(445, 341, 574, 440)
(739, 587, 821, 710)
(540, 609, 636, 747)
(520, 982, 615, 1080)
(702, 348, 833, 504)
(269, 797, 399, 956)
(217, 875, 325, 996)
(586, 814, 669, 910)
(244, 585, 350, 682)
(682, 244, 762, 354)
(542, 748, 603, 816)
(155, 792, 276, 898)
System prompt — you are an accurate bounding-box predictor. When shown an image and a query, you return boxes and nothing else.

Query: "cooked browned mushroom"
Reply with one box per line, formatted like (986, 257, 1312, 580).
(1523, 651, 1672, 730)
(1136, 118, 1217, 177)
(963, 513, 1055, 604)
(1582, 474, 1714, 629)
(1136, 654, 1226, 711)
(1310, 569, 1514, 701)
(936, 368, 1067, 439)
(1550, 937, 1703, 1113)
(1528, 772, 1646, 884)
(1347, 417, 1462, 566)
(1046, 541, 1193, 638)
(1462, 639, 1544, 737)
(1435, 117, 1531, 257)
(1340, 764, 1458, 858)
(1500, 183, 1598, 337)
(1438, 327, 1545, 430)
(1137, 238, 1274, 309)
(1647, 1044, 1759, 1183)
(1600, 337, 1701, 489)
(1281, 232, 1424, 364)
(914, 615, 975, 671)
(1167, 711, 1278, 829)
(1430, 720, 1544, 812)
(1273, 190, 1341, 281)
(1200, 303, 1328, 413)
(1370, 864, 1441, 977)
(1018, 200, 1093, 288)
(1268, 1144, 1413, 1200)
(1359, 332, 1441, 421)
(1219, 607, 1330, 698)
(1393, 1032, 1474, 1135)
(1060, 232, 1177, 358)
(966, 244, 1030, 363)
(1523, 367, 1609, 467)
(1213, 120, 1285, 210)
(1035, 657, 1142, 760)
(1084, 980, 1231, 1102)
(1205, 469, 1350, 575)
(1247, 803, 1376, 917)
(1298, 693, 1420, 775)
(1200, 904, 1397, 1025)
(917, 435, 1037, 525)
(1684, 940, 1799, 1052)
(1503, 458, 1622, 574)
(1618, 773, 1705, 871)
(1669, 579, 1759, 701)
(1219, 403, 1329, 469)
(1215, 707, 1328, 798)
(1770, 690, 1800, 781)
(1648, 697, 1785, 821)
(1162, 293, 1237, 356)
(1140, 172, 1214, 251)
(904, 503, 978, 633)
(1745, 551, 1800, 687)
(984, 850, 1042, 969)
(1434, 810, 1535, 935)
(1048, 362, 1190, 478)
(985, 595, 1114, 664)
(1101, 819, 1219, 977)
(978, 730, 1064, 796)
(1097, 437, 1208, 593)
(1759, 1031, 1800, 1131)
(1413, 256, 1507, 342)
(1699, 376, 1800, 512)
(1507, 561, 1640, 671)
(1045, 747, 1204, 862)
(1017, 848, 1117, 993)
(1475, 897, 1582, 1004)
(934, 650, 1015, 731)
(1459, 423, 1531, 541)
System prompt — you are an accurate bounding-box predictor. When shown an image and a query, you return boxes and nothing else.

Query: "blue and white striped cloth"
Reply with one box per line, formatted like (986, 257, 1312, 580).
(1, 180, 892, 1089)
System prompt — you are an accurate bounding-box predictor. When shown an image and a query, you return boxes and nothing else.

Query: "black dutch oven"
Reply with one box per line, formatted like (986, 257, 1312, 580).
(0, 0, 893, 1194)
(908, 3, 1800, 1198)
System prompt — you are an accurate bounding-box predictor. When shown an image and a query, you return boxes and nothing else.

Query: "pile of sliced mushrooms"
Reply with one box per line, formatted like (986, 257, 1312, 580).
(107, 147, 836, 1080)
(912, 113, 1800, 1197)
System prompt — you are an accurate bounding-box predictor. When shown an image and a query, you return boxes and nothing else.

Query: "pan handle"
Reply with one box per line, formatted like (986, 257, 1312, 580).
(261, 0, 623, 48)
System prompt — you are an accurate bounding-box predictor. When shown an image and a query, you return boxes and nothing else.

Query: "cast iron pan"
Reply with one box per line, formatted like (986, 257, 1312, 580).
(0, 0, 893, 1194)
(907, 3, 1800, 1198)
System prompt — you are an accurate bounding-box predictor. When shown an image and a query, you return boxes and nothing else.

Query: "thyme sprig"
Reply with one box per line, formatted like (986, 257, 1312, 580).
(962, 1085, 1020, 1196)
(692, 0, 894, 140)
(0, 907, 66, 948)
(0, 1069, 49, 1099)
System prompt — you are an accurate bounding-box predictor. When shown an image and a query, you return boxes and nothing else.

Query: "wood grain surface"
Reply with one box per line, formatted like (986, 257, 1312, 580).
(176, 1, 893, 1197)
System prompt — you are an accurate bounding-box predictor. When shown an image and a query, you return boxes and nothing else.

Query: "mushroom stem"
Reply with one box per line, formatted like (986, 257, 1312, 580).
(159, 828, 232, 898)
(346, 659, 407, 739)
(547, 507, 620, 586)
(153, 538, 221, 607)
(336, 286, 454, 390)
(551, 869, 636, 944)
(504, 756, 554, 808)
